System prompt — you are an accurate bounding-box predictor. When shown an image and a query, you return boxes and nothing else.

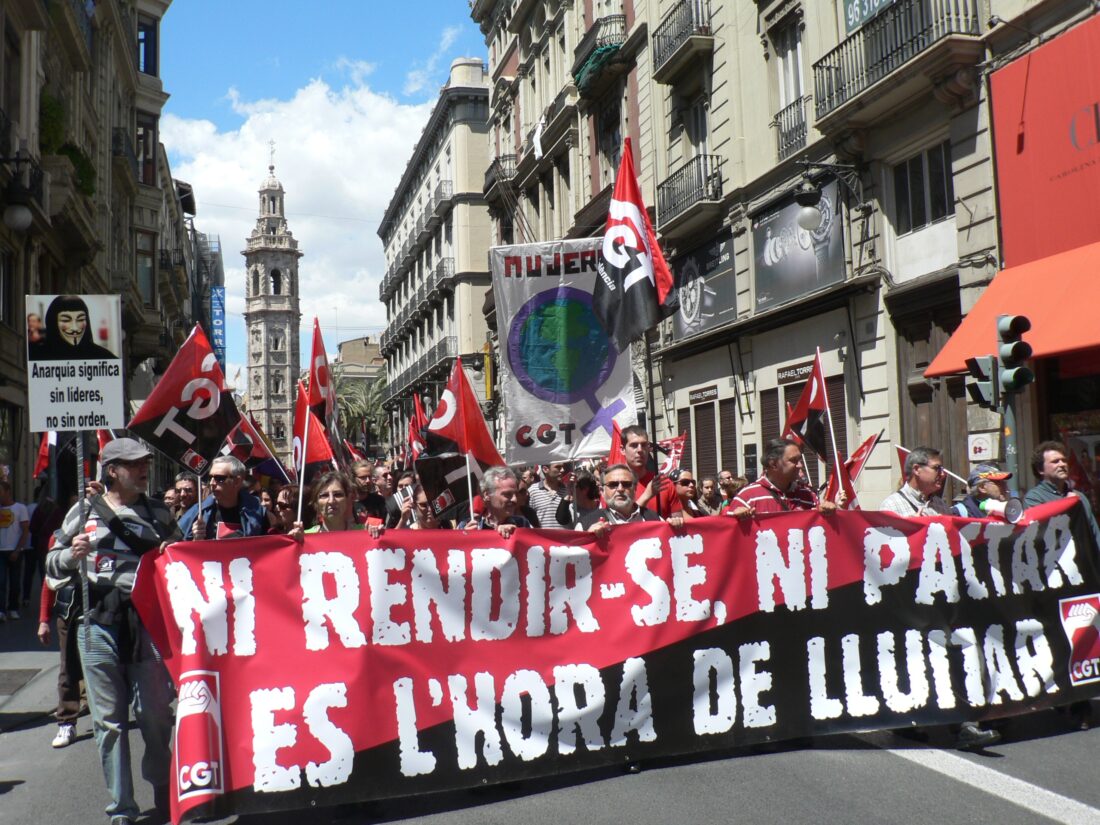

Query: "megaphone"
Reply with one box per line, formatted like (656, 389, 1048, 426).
(980, 497, 1024, 524)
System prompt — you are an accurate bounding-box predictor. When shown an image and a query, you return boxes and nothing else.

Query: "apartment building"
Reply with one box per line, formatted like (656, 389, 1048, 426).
(0, 1, 214, 499)
(471, 0, 1095, 504)
(377, 58, 493, 446)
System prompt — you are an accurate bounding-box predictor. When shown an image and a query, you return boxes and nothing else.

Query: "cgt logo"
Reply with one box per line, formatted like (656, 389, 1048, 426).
(174, 671, 225, 802)
(1059, 594, 1100, 686)
(179, 760, 221, 793)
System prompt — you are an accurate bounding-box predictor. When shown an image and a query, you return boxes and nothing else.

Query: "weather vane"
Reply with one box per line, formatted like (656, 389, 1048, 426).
(268, 139, 276, 170)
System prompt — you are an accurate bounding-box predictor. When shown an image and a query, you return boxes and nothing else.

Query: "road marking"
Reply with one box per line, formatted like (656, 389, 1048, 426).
(857, 731, 1100, 825)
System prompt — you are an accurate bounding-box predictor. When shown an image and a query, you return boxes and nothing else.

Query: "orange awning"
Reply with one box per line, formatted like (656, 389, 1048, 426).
(924, 240, 1100, 377)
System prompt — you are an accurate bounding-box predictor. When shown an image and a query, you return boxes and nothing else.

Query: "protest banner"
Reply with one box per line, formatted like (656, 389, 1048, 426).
(490, 239, 636, 465)
(133, 499, 1100, 823)
(26, 294, 124, 432)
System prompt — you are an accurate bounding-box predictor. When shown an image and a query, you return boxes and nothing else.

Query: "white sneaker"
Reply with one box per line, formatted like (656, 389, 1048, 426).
(7, 610, 19, 620)
(52, 724, 75, 748)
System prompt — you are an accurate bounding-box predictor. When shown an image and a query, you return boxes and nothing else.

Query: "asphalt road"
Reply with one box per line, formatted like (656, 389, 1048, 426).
(3, 612, 1099, 825)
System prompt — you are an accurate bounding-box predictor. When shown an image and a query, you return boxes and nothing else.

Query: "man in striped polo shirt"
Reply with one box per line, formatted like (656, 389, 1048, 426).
(723, 438, 836, 517)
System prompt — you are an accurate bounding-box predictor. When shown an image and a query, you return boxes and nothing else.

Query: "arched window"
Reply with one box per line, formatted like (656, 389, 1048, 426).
(271, 269, 282, 295)
(252, 268, 261, 296)
(272, 373, 284, 395)
(273, 418, 286, 439)
(271, 331, 283, 351)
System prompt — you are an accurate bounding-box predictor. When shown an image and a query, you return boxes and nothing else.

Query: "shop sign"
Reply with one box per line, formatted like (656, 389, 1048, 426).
(689, 385, 718, 405)
(671, 232, 736, 342)
(777, 359, 816, 385)
(751, 179, 845, 310)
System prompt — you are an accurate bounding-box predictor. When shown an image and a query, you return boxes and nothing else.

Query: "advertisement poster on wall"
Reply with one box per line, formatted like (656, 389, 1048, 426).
(671, 231, 736, 341)
(752, 179, 845, 310)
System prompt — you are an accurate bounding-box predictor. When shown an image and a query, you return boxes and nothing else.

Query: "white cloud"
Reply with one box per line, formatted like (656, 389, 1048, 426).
(404, 26, 464, 96)
(162, 77, 434, 367)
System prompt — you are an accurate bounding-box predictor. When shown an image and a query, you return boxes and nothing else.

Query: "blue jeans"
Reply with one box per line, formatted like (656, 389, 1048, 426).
(77, 618, 175, 819)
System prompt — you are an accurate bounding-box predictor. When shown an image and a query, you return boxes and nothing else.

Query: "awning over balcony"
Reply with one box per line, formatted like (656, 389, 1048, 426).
(924, 240, 1100, 376)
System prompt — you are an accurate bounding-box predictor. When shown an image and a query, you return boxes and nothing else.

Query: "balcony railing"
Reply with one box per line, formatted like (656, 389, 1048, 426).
(434, 180, 453, 214)
(573, 14, 627, 72)
(774, 96, 808, 161)
(430, 257, 455, 296)
(65, 0, 95, 54)
(111, 127, 139, 180)
(484, 154, 517, 193)
(653, 0, 711, 74)
(657, 154, 722, 226)
(813, 0, 980, 119)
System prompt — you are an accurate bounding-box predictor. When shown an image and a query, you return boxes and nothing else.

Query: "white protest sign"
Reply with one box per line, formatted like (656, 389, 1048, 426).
(26, 294, 124, 432)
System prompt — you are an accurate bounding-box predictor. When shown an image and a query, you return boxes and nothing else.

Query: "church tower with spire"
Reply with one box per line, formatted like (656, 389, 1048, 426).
(242, 156, 301, 464)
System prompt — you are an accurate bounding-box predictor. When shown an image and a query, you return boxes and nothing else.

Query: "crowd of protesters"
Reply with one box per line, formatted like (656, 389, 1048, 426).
(2, 427, 1096, 823)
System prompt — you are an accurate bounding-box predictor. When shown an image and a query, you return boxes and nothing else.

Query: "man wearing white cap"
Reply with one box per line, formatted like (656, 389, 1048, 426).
(46, 437, 181, 825)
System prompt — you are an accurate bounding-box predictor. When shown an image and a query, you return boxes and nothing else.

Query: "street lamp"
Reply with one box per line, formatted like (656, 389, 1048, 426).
(1, 150, 34, 233)
(793, 159, 872, 231)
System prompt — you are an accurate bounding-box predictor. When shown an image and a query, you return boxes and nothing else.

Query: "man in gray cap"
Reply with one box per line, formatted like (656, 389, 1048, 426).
(954, 463, 1012, 518)
(47, 437, 181, 825)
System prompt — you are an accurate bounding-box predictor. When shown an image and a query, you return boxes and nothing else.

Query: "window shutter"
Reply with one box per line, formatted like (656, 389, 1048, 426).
(760, 388, 779, 445)
(694, 402, 718, 478)
(825, 375, 848, 472)
(677, 408, 693, 473)
(719, 398, 738, 476)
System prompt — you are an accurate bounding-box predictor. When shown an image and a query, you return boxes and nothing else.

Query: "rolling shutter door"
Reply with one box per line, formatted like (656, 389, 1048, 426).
(677, 408, 693, 473)
(719, 398, 738, 476)
(694, 402, 717, 478)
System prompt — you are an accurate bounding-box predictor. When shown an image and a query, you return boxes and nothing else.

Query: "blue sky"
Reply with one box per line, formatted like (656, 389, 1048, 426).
(158, 1, 486, 384)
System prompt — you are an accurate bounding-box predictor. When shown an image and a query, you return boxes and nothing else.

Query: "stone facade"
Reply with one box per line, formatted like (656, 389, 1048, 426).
(377, 58, 492, 447)
(242, 164, 301, 465)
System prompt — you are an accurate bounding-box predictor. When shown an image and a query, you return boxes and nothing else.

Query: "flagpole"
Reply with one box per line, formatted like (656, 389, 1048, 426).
(644, 334, 658, 454)
(297, 385, 311, 525)
(819, 348, 845, 503)
(465, 452, 476, 525)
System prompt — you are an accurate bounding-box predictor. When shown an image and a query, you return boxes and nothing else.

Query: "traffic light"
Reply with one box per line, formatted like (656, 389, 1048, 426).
(965, 355, 1000, 410)
(997, 314, 1034, 394)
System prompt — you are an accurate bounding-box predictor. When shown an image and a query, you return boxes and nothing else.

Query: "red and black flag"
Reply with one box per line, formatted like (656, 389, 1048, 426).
(783, 349, 829, 460)
(128, 325, 239, 474)
(408, 394, 429, 462)
(308, 318, 350, 468)
(593, 137, 677, 352)
(416, 357, 505, 520)
(293, 379, 334, 482)
(222, 414, 293, 485)
(824, 429, 883, 509)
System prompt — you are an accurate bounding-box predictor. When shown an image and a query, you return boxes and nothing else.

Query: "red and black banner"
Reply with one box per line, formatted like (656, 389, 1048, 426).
(133, 499, 1100, 823)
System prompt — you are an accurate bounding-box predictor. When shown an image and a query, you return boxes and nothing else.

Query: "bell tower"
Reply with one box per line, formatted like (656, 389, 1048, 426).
(242, 154, 301, 464)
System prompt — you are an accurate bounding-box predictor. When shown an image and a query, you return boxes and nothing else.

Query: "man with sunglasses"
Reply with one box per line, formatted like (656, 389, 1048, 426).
(179, 456, 270, 540)
(576, 464, 683, 536)
(878, 446, 951, 517)
(46, 438, 181, 824)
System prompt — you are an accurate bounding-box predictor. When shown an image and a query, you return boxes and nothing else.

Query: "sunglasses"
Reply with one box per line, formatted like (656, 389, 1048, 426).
(677, 479, 696, 486)
(604, 480, 633, 489)
(208, 474, 236, 483)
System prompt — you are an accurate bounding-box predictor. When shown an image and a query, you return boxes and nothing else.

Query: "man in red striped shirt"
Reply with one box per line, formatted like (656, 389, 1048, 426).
(724, 438, 836, 517)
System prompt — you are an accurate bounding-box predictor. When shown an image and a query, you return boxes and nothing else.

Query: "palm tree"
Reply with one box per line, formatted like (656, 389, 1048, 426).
(331, 365, 387, 457)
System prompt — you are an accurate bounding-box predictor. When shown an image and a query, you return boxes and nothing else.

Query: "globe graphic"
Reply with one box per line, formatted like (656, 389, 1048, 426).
(508, 288, 616, 405)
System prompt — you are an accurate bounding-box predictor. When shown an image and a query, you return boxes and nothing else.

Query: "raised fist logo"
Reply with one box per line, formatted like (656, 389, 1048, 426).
(178, 678, 219, 719)
(1064, 601, 1099, 633)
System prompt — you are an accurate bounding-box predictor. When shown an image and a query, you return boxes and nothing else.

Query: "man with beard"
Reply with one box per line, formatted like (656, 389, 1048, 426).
(1025, 440, 1100, 550)
(46, 438, 181, 824)
(576, 464, 683, 537)
(725, 439, 835, 517)
(173, 473, 199, 520)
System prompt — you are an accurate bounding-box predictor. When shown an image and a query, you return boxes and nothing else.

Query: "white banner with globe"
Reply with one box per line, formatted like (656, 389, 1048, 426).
(490, 239, 638, 465)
